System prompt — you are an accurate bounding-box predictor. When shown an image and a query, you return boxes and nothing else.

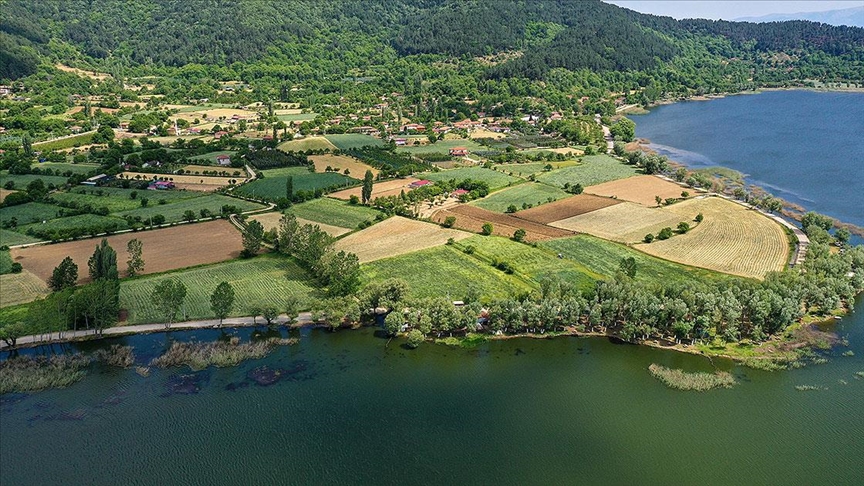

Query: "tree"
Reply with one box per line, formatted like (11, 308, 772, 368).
(384, 311, 404, 336)
(481, 222, 493, 235)
(677, 221, 691, 233)
(285, 176, 294, 201)
(0, 322, 25, 348)
(695, 213, 704, 223)
(182, 209, 196, 222)
(406, 329, 424, 348)
(210, 281, 235, 326)
(88, 239, 118, 281)
(835, 227, 850, 245)
(285, 294, 302, 325)
(619, 257, 637, 278)
(262, 305, 279, 325)
(48, 256, 78, 292)
(442, 216, 456, 228)
(513, 228, 527, 242)
(643, 233, 655, 243)
(320, 250, 361, 296)
(151, 278, 187, 327)
(126, 239, 144, 277)
(657, 227, 674, 240)
(242, 219, 265, 257)
(362, 170, 374, 204)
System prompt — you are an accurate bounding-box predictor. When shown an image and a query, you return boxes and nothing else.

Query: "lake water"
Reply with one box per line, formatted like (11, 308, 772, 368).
(1, 298, 863, 485)
(631, 90, 864, 228)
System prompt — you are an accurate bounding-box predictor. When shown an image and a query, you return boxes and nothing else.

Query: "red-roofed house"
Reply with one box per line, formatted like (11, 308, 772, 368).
(449, 147, 469, 157)
(214, 131, 229, 140)
(216, 155, 231, 166)
(451, 189, 469, 197)
(409, 180, 432, 188)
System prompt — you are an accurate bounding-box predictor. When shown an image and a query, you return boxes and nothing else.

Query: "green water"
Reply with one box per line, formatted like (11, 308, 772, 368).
(1, 298, 863, 485)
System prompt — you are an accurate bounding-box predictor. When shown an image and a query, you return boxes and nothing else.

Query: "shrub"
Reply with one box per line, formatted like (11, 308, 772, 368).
(481, 222, 493, 235)
(695, 213, 704, 223)
(506, 204, 518, 213)
(442, 216, 456, 228)
(643, 233, 655, 243)
(677, 221, 690, 233)
(513, 228, 526, 242)
(406, 329, 424, 349)
(657, 227, 674, 240)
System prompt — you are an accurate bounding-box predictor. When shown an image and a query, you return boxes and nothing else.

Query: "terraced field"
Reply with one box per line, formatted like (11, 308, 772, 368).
(433, 205, 573, 242)
(419, 167, 519, 191)
(334, 217, 471, 263)
(470, 183, 568, 213)
(120, 256, 318, 324)
(635, 197, 788, 279)
(536, 154, 638, 188)
(514, 194, 621, 224)
(550, 202, 683, 243)
(585, 175, 690, 207)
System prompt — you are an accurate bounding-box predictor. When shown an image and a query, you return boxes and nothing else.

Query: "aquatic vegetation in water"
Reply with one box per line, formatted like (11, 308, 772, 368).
(648, 363, 737, 391)
(740, 357, 787, 371)
(794, 385, 826, 391)
(854, 371, 864, 379)
(841, 350, 855, 357)
(93, 345, 135, 368)
(150, 338, 298, 371)
(0, 355, 91, 394)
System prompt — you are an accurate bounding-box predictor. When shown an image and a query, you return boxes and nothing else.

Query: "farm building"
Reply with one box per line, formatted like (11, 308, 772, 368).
(216, 155, 231, 166)
(409, 180, 433, 189)
(213, 131, 229, 140)
(449, 147, 469, 156)
(148, 180, 175, 190)
(82, 174, 110, 186)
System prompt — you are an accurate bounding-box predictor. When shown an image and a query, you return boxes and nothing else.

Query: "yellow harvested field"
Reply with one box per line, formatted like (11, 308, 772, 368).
(172, 108, 259, 122)
(181, 165, 246, 177)
(120, 172, 240, 192)
(635, 197, 788, 279)
(249, 212, 350, 238)
(543, 147, 584, 156)
(310, 154, 379, 177)
(334, 217, 471, 263)
(0, 189, 18, 203)
(329, 178, 421, 201)
(0, 270, 49, 307)
(55, 64, 110, 80)
(278, 137, 338, 152)
(550, 202, 684, 243)
(275, 109, 303, 115)
(469, 129, 507, 139)
(585, 175, 690, 207)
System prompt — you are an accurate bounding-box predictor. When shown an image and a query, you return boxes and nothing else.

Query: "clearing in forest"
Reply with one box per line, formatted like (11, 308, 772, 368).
(585, 175, 691, 207)
(333, 217, 471, 263)
(309, 154, 380, 178)
(514, 194, 621, 224)
(433, 205, 573, 242)
(634, 197, 788, 279)
(329, 178, 421, 201)
(10, 220, 243, 288)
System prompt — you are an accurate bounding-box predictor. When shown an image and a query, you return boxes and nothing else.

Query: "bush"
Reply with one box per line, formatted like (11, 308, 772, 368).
(643, 233, 655, 243)
(442, 216, 456, 228)
(677, 221, 691, 233)
(406, 329, 424, 349)
(657, 227, 674, 240)
(481, 222, 493, 235)
(695, 213, 704, 223)
(513, 228, 526, 242)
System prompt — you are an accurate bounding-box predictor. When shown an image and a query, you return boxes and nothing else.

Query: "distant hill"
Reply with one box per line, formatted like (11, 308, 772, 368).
(736, 5, 864, 27)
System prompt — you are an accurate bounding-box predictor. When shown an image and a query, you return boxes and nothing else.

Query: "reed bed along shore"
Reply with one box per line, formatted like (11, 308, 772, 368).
(150, 337, 297, 371)
(648, 363, 737, 391)
(0, 345, 134, 394)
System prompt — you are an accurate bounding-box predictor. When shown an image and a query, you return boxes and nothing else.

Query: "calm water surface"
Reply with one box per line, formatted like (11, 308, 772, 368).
(1, 298, 863, 485)
(631, 90, 864, 227)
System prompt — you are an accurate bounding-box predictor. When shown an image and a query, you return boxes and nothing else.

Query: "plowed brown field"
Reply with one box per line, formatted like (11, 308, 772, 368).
(10, 220, 243, 285)
(585, 175, 690, 206)
(514, 194, 621, 224)
(329, 178, 421, 201)
(433, 205, 573, 242)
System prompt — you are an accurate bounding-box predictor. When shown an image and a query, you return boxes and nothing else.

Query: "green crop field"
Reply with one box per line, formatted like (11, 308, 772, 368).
(419, 167, 519, 191)
(324, 134, 384, 150)
(540, 235, 736, 285)
(120, 255, 320, 324)
(32, 162, 101, 175)
(493, 161, 579, 177)
(32, 132, 95, 151)
(51, 191, 145, 213)
(19, 214, 128, 236)
(277, 136, 338, 152)
(277, 113, 317, 122)
(470, 183, 568, 213)
(237, 169, 356, 200)
(188, 150, 238, 164)
(117, 194, 264, 222)
(457, 235, 601, 292)
(0, 202, 63, 225)
(0, 229, 41, 246)
(361, 245, 531, 302)
(536, 155, 638, 188)
(0, 249, 12, 274)
(286, 198, 382, 229)
(54, 186, 202, 213)
(0, 172, 69, 189)
(397, 139, 485, 155)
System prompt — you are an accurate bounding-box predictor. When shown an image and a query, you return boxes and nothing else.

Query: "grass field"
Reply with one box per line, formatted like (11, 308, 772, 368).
(537, 155, 639, 188)
(276, 113, 317, 122)
(249, 212, 351, 238)
(493, 161, 579, 177)
(0, 172, 69, 189)
(188, 150, 238, 164)
(334, 217, 472, 263)
(0, 229, 41, 246)
(117, 194, 264, 222)
(19, 214, 128, 236)
(285, 197, 382, 229)
(0, 271, 49, 307)
(419, 167, 519, 191)
(361, 245, 531, 301)
(634, 197, 788, 279)
(0, 202, 62, 225)
(397, 139, 485, 155)
(541, 235, 733, 285)
(324, 134, 384, 150)
(32, 162, 100, 175)
(457, 236, 601, 292)
(585, 175, 691, 207)
(278, 136, 338, 152)
(309, 154, 379, 177)
(329, 178, 421, 201)
(120, 255, 319, 324)
(0, 249, 12, 274)
(32, 132, 95, 151)
(236, 168, 356, 200)
(470, 183, 568, 213)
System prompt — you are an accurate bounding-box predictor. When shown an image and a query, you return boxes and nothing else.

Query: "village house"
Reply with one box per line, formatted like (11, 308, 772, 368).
(449, 147, 469, 157)
(216, 155, 231, 166)
(409, 180, 433, 189)
(213, 131, 229, 140)
(148, 180, 175, 190)
(82, 174, 111, 186)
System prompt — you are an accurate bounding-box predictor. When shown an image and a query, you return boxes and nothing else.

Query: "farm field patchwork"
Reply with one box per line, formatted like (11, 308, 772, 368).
(309, 154, 380, 177)
(514, 194, 621, 224)
(536, 154, 639, 188)
(329, 177, 421, 201)
(470, 183, 568, 213)
(249, 212, 351, 238)
(0, 271, 49, 307)
(634, 197, 788, 279)
(334, 216, 471, 263)
(120, 255, 318, 324)
(324, 134, 384, 150)
(116, 194, 264, 222)
(584, 175, 691, 207)
(10, 219, 244, 287)
(285, 198, 382, 229)
(277, 136, 338, 152)
(236, 168, 356, 200)
(361, 245, 531, 301)
(419, 167, 519, 191)
(549, 202, 683, 243)
(433, 205, 574, 242)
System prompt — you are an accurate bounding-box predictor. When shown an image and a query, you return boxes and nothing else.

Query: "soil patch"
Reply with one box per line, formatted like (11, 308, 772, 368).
(514, 194, 621, 224)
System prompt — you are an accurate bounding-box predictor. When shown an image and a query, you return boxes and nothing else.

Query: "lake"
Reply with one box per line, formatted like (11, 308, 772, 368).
(1, 298, 863, 485)
(631, 90, 864, 228)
